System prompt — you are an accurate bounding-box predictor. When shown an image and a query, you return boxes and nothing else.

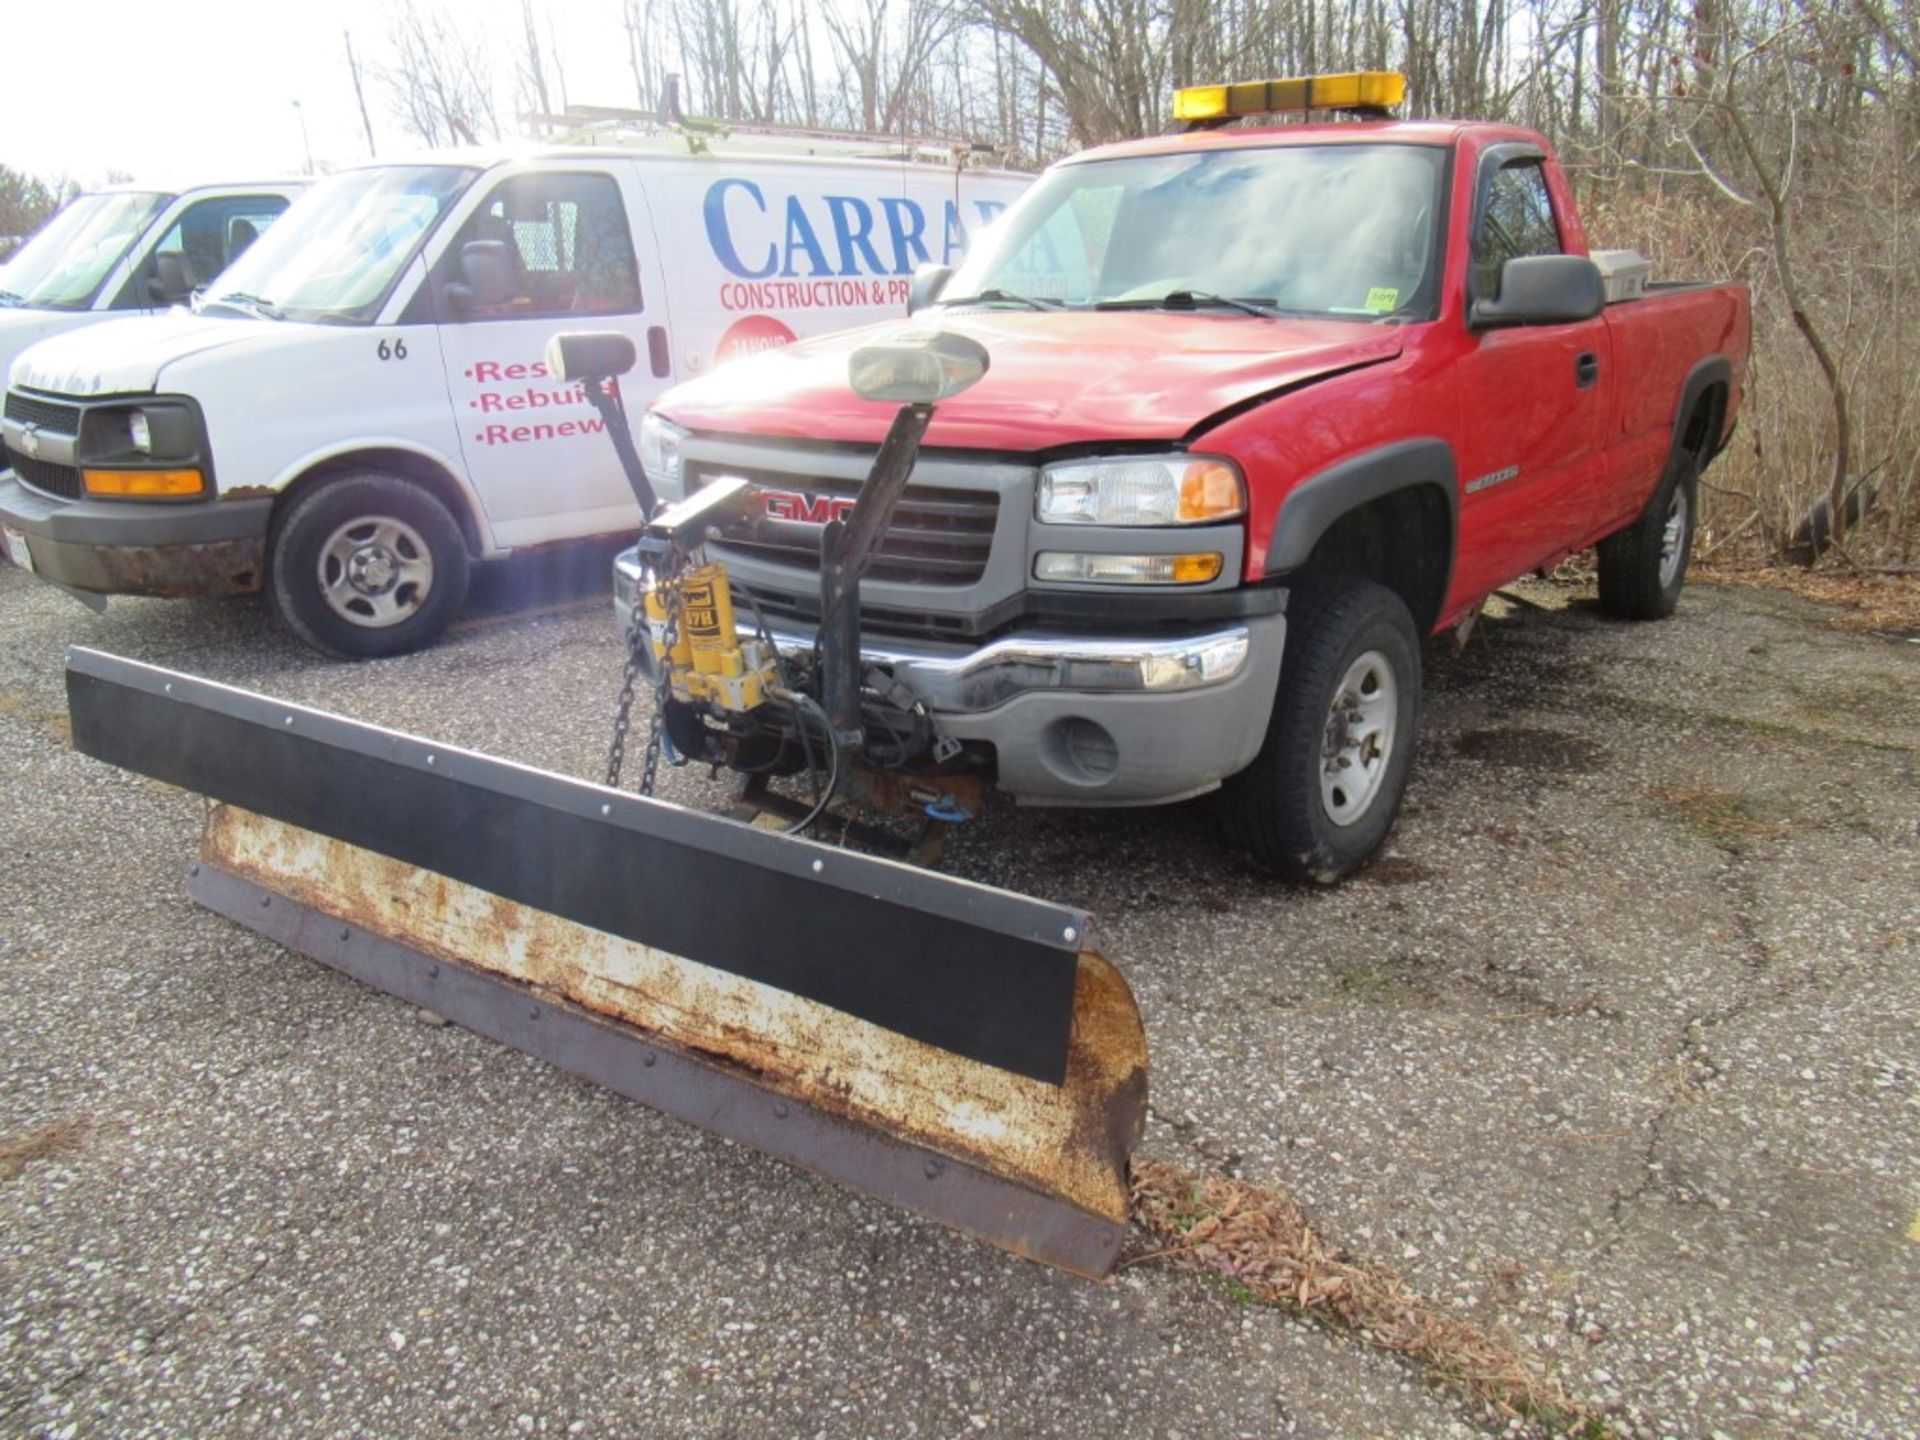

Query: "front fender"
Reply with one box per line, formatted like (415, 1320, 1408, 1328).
(1264, 437, 1457, 574)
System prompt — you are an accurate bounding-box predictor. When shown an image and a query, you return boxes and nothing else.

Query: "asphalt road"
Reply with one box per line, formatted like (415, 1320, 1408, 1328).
(1, 554, 1915, 1439)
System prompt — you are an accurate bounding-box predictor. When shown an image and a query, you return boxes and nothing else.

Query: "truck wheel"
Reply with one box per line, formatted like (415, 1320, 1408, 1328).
(1596, 452, 1697, 620)
(1224, 575, 1421, 883)
(269, 473, 471, 659)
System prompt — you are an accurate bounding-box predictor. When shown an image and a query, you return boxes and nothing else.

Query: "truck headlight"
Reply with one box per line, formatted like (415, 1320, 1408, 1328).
(1036, 456, 1245, 526)
(638, 413, 688, 495)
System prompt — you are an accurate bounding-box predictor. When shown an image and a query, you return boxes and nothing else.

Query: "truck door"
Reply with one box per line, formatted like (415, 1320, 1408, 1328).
(1450, 152, 1611, 604)
(433, 167, 672, 547)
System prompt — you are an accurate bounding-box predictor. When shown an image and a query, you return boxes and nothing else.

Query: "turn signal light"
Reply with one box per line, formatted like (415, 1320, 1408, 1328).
(1178, 462, 1243, 522)
(82, 468, 206, 498)
(1034, 552, 1224, 585)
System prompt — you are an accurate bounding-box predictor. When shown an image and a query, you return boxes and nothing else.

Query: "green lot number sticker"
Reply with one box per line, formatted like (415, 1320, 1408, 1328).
(1365, 286, 1400, 313)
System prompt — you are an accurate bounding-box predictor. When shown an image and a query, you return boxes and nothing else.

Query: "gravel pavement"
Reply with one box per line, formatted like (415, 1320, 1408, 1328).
(1, 554, 1915, 1440)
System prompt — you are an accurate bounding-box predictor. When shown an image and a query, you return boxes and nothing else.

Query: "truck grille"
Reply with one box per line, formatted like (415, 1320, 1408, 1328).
(737, 585, 985, 643)
(5, 447, 83, 500)
(4, 393, 83, 434)
(698, 464, 999, 585)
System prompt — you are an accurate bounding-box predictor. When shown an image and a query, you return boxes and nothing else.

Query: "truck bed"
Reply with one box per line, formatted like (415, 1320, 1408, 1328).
(1598, 278, 1751, 535)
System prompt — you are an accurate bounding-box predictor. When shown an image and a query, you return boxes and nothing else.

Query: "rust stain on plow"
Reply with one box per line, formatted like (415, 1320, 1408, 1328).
(204, 805, 1147, 1226)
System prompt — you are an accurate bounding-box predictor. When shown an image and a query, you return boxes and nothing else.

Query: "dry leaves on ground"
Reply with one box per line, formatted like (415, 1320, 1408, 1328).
(1131, 1161, 1606, 1436)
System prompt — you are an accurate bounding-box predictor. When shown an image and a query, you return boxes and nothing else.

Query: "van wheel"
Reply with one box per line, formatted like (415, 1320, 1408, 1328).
(1223, 575, 1421, 884)
(1596, 452, 1697, 620)
(269, 473, 470, 658)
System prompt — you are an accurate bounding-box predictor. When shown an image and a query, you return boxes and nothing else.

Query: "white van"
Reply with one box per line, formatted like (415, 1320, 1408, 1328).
(0, 143, 1025, 655)
(0, 181, 302, 414)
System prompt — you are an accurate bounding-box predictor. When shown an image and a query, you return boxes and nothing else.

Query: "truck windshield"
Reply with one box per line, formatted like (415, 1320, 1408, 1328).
(202, 165, 477, 325)
(0, 192, 169, 311)
(944, 143, 1447, 321)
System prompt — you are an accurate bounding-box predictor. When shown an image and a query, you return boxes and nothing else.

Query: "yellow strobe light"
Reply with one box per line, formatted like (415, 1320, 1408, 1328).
(1172, 71, 1407, 122)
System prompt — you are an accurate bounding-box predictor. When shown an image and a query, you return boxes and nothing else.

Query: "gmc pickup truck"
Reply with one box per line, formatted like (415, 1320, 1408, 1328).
(614, 73, 1750, 881)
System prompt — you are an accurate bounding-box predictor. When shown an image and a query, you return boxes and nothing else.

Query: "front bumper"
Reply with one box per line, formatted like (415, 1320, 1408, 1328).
(0, 474, 271, 597)
(614, 548, 1286, 806)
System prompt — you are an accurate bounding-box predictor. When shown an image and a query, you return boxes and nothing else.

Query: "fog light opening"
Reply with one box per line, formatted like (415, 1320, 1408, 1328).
(1041, 716, 1120, 786)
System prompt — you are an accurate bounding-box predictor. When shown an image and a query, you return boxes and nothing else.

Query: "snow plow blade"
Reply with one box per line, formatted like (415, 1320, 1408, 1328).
(64, 648, 1147, 1277)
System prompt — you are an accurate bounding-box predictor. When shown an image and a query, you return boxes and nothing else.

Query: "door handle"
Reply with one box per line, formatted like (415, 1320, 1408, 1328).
(1575, 351, 1600, 389)
(647, 326, 670, 378)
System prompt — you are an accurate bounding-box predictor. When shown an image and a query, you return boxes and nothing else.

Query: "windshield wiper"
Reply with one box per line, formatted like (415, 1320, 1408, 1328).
(940, 287, 1065, 311)
(1097, 290, 1282, 318)
(203, 291, 284, 320)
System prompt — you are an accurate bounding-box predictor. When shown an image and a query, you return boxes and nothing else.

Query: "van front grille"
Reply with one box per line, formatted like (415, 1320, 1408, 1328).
(5, 447, 83, 500)
(3, 392, 83, 435)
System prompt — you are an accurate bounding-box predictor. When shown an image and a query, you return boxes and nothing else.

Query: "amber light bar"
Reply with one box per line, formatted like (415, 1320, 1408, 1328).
(1173, 71, 1407, 122)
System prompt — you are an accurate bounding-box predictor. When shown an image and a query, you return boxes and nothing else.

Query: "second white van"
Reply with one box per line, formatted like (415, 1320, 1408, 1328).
(0, 179, 302, 433)
(0, 141, 1024, 655)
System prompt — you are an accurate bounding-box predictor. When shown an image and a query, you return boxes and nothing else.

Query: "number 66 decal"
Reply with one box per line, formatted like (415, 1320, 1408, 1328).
(377, 338, 409, 360)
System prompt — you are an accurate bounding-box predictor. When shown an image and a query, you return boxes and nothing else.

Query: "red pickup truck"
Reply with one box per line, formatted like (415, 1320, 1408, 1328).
(615, 79, 1750, 880)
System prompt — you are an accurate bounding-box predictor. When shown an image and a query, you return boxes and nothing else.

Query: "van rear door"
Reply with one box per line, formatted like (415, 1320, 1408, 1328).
(433, 164, 672, 547)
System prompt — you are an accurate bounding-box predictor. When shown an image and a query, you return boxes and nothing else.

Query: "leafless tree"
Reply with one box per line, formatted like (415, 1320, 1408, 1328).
(344, 27, 379, 157)
(380, 0, 502, 147)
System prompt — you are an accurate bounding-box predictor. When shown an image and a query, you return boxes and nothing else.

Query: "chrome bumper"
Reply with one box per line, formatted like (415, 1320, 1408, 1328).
(613, 550, 1252, 715)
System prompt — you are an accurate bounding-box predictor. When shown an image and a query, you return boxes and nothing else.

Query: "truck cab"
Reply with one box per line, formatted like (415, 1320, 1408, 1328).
(615, 71, 1749, 880)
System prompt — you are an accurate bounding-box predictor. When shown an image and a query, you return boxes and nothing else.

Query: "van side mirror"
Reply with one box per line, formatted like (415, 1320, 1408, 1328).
(907, 263, 952, 315)
(1470, 254, 1605, 330)
(148, 252, 194, 306)
(443, 239, 516, 315)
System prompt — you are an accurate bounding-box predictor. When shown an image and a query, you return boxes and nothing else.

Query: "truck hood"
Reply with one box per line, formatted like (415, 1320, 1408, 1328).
(8, 312, 266, 396)
(660, 311, 1404, 450)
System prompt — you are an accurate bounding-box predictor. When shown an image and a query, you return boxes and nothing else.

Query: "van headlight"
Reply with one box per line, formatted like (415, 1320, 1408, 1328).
(638, 413, 688, 496)
(120, 403, 197, 459)
(1036, 455, 1245, 526)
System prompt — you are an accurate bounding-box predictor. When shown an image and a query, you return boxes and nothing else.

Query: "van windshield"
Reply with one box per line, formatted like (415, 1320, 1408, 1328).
(202, 165, 477, 325)
(942, 143, 1447, 321)
(0, 192, 169, 311)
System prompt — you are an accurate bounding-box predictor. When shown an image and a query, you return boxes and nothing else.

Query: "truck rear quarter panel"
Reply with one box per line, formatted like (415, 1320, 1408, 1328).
(1598, 283, 1750, 534)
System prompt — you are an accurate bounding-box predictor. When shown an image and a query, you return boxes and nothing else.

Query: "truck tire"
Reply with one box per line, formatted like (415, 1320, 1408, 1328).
(1224, 575, 1421, 883)
(1596, 451, 1697, 620)
(269, 473, 471, 659)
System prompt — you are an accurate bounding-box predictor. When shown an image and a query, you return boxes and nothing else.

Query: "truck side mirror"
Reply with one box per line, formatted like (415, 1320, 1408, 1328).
(546, 331, 638, 383)
(1470, 254, 1605, 330)
(443, 239, 516, 315)
(906, 263, 952, 315)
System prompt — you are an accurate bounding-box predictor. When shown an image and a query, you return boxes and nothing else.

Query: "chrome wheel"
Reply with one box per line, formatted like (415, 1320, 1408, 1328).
(1320, 649, 1398, 827)
(1658, 485, 1689, 589)
(317, 515, 434, 628)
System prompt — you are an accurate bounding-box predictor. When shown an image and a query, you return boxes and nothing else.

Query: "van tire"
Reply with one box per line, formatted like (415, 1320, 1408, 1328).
(269, 473, 470, 659)
(1596, 452, 1697, 620)
(1223, 575, 1421, 884)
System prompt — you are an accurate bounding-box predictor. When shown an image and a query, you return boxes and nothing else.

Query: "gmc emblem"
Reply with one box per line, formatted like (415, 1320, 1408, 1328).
(762, 489, 857, 526)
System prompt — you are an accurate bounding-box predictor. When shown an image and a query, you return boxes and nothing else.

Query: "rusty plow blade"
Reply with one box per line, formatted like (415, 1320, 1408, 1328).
(64, 648, 1147, 1277)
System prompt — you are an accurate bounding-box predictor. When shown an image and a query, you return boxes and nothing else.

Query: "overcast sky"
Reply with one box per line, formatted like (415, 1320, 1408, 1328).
(3, 0, 641, 187)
